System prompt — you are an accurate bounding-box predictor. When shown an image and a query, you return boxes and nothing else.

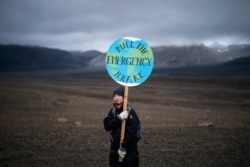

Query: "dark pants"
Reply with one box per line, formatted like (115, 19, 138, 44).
(109, 150, 139, 167)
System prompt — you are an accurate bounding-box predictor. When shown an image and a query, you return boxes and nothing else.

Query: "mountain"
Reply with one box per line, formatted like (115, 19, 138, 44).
(0, 44, 250, 77)
(219, 44, 250, 60)
(223, 54, 250, 66)
(0, 45, 102, 72)
(79, 44, 226, 69)
(154, 55, 250, 77)
(152, 44, 224, 68)
(71, 50, 103, 62)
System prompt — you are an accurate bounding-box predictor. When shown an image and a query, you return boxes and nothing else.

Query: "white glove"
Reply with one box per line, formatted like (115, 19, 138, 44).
(118, 111, 128, 120)
(118, 147, 126, 159)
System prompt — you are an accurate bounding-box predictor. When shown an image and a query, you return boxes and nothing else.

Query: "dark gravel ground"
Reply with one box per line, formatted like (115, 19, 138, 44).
(0, 75, 250, 166)
(1, 123, 250, 167)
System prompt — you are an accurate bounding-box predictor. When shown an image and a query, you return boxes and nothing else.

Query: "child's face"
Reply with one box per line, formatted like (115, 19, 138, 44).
(113, 94, 124, 105)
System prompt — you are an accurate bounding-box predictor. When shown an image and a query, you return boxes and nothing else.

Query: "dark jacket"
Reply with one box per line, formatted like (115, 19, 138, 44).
(103, 105, 139, 152)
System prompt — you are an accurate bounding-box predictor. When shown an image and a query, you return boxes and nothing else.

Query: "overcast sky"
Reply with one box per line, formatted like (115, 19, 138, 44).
(0, 0, 250, 52)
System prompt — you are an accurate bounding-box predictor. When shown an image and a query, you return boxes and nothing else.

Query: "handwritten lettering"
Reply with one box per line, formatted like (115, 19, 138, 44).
(113, 71, 144, 83)
(106, 55, 152, 66)
(116, 41, 148, 55)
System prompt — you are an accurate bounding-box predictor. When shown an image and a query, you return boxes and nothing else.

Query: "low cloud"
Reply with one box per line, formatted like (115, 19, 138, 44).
(0, 0, 250, 52)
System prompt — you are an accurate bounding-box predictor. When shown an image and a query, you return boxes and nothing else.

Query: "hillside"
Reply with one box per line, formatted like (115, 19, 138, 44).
(154, 55, 250, 77)
(0, 44, 250, 77)
(152, 44, 223, 68)
(0, 45, 80, 72)
(219, 44, 250, 60)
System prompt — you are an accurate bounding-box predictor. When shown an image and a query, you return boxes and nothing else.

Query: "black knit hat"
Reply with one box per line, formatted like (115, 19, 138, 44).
(113, 86, 124, 97)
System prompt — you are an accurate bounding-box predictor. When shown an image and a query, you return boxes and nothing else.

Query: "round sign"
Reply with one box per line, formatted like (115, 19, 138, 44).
(105, 37, 154, 86)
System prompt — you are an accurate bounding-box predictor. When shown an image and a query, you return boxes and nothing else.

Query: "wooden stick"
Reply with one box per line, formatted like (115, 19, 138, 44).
(118, 86, 129, 162)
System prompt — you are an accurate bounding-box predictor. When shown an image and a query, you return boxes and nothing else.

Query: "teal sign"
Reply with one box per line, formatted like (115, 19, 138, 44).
(105, 37, 154, 86)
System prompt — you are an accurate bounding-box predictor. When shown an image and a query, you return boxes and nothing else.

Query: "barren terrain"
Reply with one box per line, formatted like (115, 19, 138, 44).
(0, 74, 250, 166)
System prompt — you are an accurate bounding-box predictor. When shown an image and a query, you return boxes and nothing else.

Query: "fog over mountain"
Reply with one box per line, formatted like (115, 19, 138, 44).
(0, 44, 250, 77)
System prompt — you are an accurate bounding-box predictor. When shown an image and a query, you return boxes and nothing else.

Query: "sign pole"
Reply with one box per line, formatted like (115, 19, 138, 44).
(118, 86, 129, 162)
